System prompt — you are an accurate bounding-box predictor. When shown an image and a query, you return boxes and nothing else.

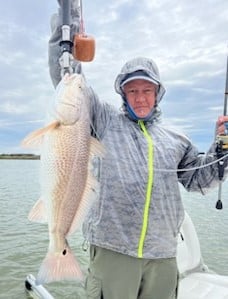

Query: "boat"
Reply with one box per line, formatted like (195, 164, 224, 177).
(25, 274, 54, 299)
(25, 211, 228, 299)
(177, 212, 228, 298)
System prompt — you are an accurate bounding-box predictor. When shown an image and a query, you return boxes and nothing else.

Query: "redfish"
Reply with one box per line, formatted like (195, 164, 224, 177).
(22, 73, 104, 284)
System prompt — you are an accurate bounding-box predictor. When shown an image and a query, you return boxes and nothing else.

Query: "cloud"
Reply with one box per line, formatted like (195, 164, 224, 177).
(0, 0, 227, 153)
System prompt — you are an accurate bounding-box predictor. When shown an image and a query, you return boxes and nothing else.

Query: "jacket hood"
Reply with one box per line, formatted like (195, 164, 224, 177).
(114, 57, 166, 122)
(115, 57, 166, 104)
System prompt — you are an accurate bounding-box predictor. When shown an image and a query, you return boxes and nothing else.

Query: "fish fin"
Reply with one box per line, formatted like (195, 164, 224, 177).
(90, 137, 105, 157)
(28, 197, 47, 223)
(21, 121, 60, 148)
(36, 245, 83, 285)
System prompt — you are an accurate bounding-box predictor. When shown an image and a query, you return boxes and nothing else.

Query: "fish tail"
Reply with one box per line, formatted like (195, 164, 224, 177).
(36, 246, 83, 285)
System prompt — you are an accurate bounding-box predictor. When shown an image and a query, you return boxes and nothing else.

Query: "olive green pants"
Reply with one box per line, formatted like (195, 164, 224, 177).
(85, 246, 179, 299)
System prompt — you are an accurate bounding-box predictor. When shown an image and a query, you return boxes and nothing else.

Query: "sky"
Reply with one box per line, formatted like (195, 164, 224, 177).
(0, 0, 227, 154)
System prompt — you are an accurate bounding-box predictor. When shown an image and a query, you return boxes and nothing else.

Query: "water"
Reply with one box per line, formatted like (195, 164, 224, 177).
(0, 160, 228, 298)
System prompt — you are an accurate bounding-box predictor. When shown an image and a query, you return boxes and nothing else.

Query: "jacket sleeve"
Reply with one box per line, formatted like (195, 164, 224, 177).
(88, 87, 117, 140)
(178, 142, 228, 194)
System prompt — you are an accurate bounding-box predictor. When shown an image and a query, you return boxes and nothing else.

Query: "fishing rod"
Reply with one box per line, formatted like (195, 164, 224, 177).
(59, 0, 95, 77)
(215, 55, 228, 210)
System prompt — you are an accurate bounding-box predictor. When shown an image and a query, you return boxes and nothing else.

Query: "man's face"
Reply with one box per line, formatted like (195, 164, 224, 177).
(123, 79, 157, 119)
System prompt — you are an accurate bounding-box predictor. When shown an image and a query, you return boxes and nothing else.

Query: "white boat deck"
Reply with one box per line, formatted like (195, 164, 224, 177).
(177, 213, 228, 299)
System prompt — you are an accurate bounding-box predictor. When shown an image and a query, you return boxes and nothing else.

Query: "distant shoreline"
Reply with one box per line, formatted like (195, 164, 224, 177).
(0, 154, 40, 160)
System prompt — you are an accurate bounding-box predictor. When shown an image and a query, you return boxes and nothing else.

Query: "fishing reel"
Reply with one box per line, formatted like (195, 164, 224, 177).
(216, 122, 228, 152)
(216, 135, 228, 150)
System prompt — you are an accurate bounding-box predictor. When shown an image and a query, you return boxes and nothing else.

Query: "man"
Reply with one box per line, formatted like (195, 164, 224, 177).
(49, 1, 228, 298)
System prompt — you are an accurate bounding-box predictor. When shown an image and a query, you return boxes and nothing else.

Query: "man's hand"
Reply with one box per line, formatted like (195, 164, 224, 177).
(216, 115, 228, 136)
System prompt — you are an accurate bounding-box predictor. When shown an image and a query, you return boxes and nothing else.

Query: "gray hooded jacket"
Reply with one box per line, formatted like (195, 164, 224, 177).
(48, 12, 228, 259)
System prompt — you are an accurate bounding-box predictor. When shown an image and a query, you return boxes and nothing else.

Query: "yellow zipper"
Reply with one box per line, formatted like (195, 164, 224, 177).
(137, 120, 154, 258)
